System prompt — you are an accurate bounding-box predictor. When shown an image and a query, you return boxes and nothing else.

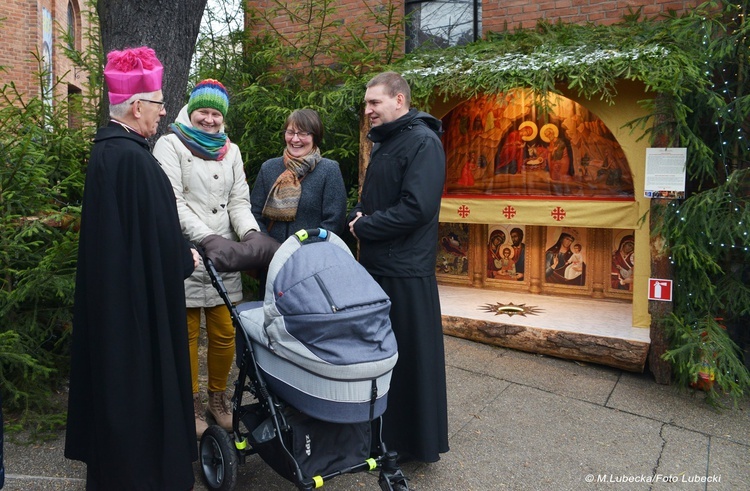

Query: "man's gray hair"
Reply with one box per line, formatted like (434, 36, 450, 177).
(109, 91, 160, 119)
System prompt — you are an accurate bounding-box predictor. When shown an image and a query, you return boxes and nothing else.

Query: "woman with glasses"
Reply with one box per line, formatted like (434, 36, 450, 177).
(250, 108, 347, 244)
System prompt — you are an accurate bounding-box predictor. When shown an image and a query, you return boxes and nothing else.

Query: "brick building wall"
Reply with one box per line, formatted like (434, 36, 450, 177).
(246, 0, 403, 64)
(481, 0, 697, 31)
(0, 0, 92, 105)
(248, 0, 401, 37)
(246, 0, 699, 56)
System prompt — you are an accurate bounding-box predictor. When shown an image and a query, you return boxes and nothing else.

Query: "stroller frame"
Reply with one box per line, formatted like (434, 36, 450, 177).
(198, 229, 409, 491)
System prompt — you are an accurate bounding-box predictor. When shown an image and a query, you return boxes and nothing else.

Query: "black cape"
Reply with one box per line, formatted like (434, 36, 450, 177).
(65, 123, 197, 490)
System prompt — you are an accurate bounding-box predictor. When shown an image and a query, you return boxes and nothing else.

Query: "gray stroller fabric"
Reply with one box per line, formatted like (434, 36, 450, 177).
(239, 230, 398, 423)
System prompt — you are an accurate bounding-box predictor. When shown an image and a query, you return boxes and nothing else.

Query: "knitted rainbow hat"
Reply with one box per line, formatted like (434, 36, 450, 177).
(104, 46, 163, 105)
(187, 79, 229, 116)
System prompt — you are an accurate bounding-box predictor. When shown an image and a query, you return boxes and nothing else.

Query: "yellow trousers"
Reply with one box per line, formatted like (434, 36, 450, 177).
(187, 306, 235, 393)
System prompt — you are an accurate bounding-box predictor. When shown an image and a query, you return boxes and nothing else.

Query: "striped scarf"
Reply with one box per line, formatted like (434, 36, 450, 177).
(262, 147, 321, 221)
(169, 122, 230, 161)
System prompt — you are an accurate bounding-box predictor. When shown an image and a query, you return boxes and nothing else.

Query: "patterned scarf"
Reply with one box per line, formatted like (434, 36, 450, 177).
(169, 122, 230, 161)
(262, 147, 321, 221)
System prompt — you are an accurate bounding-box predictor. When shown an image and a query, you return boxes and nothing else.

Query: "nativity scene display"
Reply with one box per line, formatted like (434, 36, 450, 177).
(442, 89, 634, 198)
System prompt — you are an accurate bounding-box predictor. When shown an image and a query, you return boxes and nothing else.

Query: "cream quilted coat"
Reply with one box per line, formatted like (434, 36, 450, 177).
(153, 105, 259, 307)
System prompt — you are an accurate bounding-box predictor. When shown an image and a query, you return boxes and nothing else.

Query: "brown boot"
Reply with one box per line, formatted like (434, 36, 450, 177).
(193, 393, 208, 439)
(207, 390, 233, 432)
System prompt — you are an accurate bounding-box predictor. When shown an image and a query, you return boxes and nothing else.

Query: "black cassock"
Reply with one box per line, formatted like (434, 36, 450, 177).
(65, 123, 197, 490)
(348, 109, 450, 463)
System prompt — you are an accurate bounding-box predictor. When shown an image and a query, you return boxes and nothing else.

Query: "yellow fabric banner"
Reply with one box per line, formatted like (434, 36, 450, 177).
(440, 197, 641, 228)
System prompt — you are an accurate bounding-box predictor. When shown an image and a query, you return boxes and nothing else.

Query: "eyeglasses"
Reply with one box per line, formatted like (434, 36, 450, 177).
(132, 99, 166, 109)
(283, 129, 312, 138)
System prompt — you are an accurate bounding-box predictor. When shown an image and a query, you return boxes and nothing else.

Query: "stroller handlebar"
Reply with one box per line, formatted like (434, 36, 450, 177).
(293, 228, 329, 243)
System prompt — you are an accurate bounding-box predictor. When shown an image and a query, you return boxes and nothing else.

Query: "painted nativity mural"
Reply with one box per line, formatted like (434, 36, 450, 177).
(434, 89, 636, 301)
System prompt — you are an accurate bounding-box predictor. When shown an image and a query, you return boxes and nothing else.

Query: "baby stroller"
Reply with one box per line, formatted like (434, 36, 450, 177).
(198, 228, 410, 491)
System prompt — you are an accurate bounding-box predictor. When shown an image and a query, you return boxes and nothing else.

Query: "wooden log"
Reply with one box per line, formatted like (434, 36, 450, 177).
(442, 315, 649, 372)
(648, 232, 673, 384)
(647, 92, 675, 385)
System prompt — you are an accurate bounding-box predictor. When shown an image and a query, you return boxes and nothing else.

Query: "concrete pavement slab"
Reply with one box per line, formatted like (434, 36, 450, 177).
(706, 437, 750, 490)
(607, 371, 750, 446)
(3, 435, 85, 490)
(653, 424, 710, 490)
(442, 383, 666, 490)
(444, 364, 511, 439)
(446, 336, 622, 406)
(3, 335, 749, 490)
(443, 333, 507, 375)
(491, 349, 621, 406)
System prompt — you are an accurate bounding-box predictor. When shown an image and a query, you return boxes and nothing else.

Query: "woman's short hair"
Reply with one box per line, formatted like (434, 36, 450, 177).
(284, 109, 324, 147)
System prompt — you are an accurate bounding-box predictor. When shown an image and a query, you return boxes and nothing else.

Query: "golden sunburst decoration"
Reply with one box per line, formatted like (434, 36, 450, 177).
(479, 302, 544, 317)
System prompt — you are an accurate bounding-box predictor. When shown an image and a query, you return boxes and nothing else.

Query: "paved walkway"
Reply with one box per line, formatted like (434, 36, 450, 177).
(4, 335, 749, 490)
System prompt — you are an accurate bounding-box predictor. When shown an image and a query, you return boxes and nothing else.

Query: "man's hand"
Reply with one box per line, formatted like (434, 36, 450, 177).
(191, 248, 201, 270)
(348, 211, 363, 239)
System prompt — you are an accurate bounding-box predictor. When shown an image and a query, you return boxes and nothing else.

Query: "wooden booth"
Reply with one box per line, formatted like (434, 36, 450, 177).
(428, 82, 652, 372)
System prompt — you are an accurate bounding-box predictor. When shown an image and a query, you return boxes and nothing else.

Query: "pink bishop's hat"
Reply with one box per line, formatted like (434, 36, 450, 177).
(104, 46, 164, 105)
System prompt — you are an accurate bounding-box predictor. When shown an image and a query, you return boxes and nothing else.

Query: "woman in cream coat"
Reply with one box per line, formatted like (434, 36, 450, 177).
(153, 79, 259, 437)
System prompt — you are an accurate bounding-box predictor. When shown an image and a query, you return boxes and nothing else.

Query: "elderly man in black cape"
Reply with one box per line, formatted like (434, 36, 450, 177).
(65, 46, 200, 490)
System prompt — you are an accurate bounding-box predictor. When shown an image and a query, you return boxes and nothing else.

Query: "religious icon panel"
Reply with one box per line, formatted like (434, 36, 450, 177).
(436, 222, 470, 277)
(486, 225, 527, 282)
(609, 230, 635, 293)
(543, 227, 589, 287)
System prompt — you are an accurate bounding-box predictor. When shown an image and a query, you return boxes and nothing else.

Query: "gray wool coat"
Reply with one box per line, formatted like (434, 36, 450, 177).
(250, 156, 347, 244)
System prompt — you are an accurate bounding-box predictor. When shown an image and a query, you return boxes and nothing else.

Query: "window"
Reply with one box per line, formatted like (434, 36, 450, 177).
(405, 0, 481, 53)
(67, 85, 83, 128)
(67, 2, 78, 50)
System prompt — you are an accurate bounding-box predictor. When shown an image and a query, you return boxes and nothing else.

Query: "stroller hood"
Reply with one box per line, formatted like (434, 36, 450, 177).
(238, 230, 398, 422)
(241, 230, 398, 381)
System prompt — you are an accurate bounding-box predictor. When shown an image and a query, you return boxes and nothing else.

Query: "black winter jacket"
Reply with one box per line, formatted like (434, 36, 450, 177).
(349, 109, 446, 277)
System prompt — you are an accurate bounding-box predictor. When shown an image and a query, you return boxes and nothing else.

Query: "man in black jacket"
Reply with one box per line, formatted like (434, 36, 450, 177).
(348, 71, 449, 464)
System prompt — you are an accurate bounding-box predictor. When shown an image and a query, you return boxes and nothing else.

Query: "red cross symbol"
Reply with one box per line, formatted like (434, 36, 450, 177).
(551, 206, 566, 221)
(457, 204, 470, 218)
(502, 205, 516, 219)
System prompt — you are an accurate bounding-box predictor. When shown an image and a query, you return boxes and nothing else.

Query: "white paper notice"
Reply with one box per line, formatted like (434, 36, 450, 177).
(644, 148, 686, 198)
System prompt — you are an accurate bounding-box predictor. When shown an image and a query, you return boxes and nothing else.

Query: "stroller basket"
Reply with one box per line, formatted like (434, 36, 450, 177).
(244, 402, 371, 483)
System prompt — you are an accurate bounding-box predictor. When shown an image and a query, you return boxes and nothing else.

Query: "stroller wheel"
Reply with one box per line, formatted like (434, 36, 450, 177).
(200, 425, 238, 491)
(378, 451, 410, 491)
(379, 469, 410, 491)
